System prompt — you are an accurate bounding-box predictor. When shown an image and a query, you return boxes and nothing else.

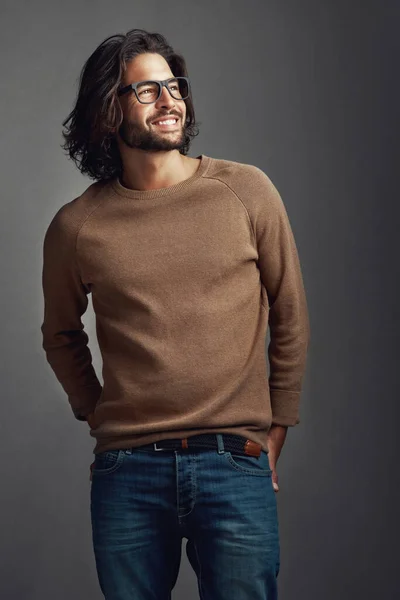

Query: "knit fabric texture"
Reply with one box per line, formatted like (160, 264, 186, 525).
(41, 154, 310, 454)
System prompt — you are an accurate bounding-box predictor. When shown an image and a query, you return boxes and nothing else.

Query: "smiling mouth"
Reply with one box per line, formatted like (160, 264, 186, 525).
(152, 117, 180, 129)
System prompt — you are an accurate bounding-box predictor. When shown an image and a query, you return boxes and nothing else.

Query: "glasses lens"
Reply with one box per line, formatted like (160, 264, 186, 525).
(168, 77, 189, 100)
(136, 81, 161, 104)
(135, 78, 190, 103)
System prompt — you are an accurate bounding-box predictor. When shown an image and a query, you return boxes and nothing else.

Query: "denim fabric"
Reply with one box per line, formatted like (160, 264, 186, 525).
(90, 434, 280, 599)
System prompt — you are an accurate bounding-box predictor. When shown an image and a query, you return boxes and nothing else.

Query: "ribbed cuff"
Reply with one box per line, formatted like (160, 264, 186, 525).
(270, 389, 300, 426)
(69, 383, 103, 421)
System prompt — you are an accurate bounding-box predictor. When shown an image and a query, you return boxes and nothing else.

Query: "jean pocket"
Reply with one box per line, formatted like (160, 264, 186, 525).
(223, 450, 272, 476)
(91, 449, 125, 476)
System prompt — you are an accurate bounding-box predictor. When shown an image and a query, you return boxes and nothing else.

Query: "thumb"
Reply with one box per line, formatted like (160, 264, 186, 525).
(272, 470, 279, 493)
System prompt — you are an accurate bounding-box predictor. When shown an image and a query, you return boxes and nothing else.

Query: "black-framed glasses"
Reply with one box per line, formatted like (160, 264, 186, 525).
(117, 76, 191, 104)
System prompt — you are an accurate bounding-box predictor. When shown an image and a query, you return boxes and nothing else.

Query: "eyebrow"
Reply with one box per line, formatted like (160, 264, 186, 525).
(131, 76, 178, 83)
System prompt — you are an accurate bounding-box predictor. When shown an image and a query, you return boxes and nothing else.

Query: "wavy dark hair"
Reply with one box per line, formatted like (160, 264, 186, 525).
(61, 29, 200, 182)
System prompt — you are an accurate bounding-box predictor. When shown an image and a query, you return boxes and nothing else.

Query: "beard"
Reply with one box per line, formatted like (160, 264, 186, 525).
(118, 115, 186, 152)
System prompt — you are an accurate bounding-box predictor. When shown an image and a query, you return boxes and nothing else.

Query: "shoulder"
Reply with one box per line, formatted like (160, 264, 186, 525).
(205, 156, 273, 186)
(205, 155, 284, 215)
(43, 180, 108, 243)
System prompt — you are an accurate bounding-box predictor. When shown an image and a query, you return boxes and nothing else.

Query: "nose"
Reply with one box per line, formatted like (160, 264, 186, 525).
(155, 83, 176, 109)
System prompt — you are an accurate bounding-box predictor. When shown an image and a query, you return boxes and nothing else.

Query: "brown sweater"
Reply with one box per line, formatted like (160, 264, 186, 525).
(41, 154, 310, 455)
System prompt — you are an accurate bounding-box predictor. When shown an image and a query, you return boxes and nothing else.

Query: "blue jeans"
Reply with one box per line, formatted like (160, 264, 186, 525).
(90, 434, 280, 599)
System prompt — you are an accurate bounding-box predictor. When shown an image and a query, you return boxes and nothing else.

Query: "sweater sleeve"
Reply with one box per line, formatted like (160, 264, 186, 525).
(253, 172, 310, 427)
(40, 205, 102, 420)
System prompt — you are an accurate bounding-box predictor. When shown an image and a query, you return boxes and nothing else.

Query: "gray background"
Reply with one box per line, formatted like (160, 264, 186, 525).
(1, 0, 399, 598)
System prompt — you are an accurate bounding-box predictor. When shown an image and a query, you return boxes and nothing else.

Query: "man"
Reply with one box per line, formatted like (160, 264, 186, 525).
(41, 28, 310, 600)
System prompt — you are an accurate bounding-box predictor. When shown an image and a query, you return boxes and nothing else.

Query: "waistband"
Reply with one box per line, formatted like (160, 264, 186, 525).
(126, 433, 263, 458)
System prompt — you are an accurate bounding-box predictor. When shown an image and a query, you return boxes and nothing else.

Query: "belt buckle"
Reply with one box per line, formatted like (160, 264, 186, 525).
(153, 442, 165, 451)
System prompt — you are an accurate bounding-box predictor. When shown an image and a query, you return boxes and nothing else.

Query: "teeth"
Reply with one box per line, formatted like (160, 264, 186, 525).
(155, 119, 177, 125)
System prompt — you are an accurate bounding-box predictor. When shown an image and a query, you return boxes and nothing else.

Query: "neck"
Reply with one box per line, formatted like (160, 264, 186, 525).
(118, 148, 197, 191)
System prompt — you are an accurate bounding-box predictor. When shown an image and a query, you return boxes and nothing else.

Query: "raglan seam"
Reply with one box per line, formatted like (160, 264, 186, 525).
(202, 174, 258, 248)
(72, 185, 110, 280)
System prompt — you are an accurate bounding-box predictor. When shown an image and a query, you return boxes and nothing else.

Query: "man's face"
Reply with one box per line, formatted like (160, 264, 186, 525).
(117, 53, 188, 152)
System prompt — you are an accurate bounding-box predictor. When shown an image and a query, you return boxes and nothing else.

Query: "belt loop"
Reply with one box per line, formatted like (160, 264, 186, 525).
(216, 434, 225, 454)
